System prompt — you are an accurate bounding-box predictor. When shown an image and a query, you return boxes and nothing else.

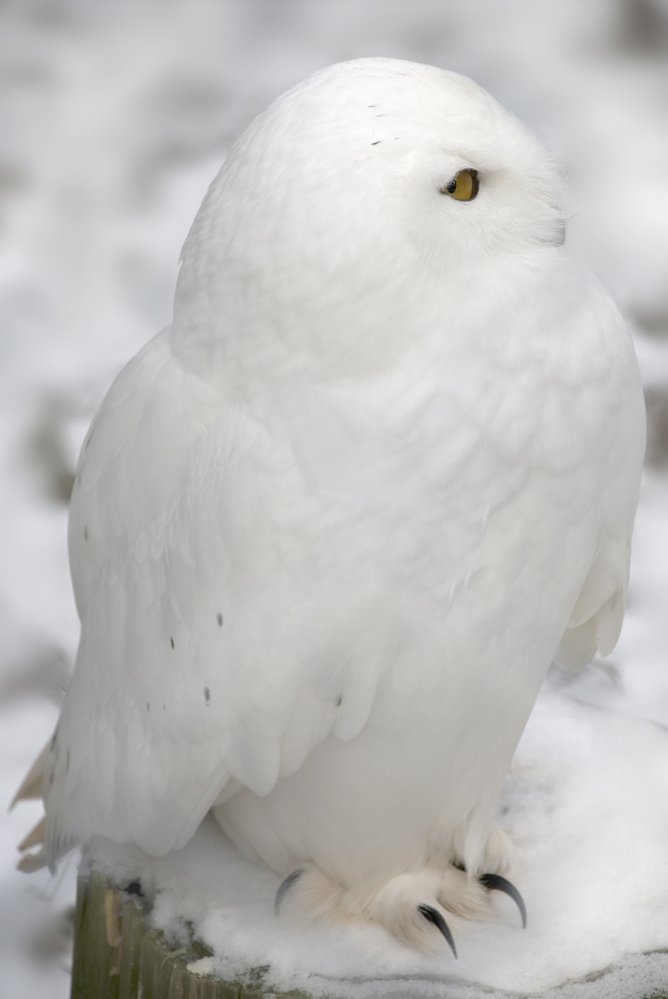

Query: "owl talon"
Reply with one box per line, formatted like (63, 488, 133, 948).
(417, 903, 458, 957)
(123, 880, 143, 897)
(274, 868, 306, 913)
(479, 872, 527, 928)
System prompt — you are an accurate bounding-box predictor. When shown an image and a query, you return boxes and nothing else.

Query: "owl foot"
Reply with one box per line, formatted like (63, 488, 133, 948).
(274, 862, 523, 953)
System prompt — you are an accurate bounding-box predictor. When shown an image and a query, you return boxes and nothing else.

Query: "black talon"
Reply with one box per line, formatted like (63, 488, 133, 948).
(274, 868, 305, 914)
(417, 903, 458, 958)
(479, 872, 527, 929)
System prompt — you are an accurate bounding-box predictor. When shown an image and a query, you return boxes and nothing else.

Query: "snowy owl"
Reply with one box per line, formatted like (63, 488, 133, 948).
(17, 58, 645, 954)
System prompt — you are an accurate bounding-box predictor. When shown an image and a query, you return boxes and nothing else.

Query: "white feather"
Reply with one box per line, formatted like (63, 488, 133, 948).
(36, 58, 644, 946)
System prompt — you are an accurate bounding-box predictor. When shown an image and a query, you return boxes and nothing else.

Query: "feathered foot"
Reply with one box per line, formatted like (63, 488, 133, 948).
(275, 861, 526, 954)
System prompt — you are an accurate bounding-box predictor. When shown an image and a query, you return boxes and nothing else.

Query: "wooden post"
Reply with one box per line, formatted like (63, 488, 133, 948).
(70, 874, 315, 999)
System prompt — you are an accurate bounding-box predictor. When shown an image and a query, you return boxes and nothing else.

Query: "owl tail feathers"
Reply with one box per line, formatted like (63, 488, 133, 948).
(11, 740, 49, 808)
(10, 739, 50, 872)
(17, 818, 48, 872)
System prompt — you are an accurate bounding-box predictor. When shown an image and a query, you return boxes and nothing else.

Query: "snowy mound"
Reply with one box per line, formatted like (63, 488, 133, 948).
(87, 655, 668, 998)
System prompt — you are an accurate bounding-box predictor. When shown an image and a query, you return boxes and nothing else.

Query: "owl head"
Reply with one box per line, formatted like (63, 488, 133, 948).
(173, 58, 566, 371)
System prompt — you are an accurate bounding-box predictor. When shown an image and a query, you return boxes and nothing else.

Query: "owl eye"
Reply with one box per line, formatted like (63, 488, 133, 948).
(440, 168, 479, 202)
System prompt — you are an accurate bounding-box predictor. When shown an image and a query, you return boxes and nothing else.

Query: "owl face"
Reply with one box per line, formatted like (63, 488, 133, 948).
(230, 60, 563, 248)
(174, 58, 567, 367)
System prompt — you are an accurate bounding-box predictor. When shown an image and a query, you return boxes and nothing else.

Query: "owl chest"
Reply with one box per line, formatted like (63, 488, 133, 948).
(269, 355, 608, 609)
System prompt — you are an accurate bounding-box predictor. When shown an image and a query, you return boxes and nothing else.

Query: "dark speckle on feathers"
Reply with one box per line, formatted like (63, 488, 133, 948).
(204, 686, 210, 704)
(66, 751, 70, 775)
(371, 140, 382, 146)
(83, 526, 89, 542)
(216, 612, 223, 627)
(170, 636, 175, 650)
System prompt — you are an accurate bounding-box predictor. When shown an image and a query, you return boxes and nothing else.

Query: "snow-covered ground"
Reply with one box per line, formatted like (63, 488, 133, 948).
(1, 2, 667, 997)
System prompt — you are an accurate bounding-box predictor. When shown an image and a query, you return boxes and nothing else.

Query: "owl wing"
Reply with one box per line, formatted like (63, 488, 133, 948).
(43, 330, 387, 867)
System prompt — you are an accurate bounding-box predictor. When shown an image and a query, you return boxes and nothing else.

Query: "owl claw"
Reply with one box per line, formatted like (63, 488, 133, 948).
(274, 868, 305, 913)
(417, 903, 458, 957)
(479, 872, 527, 928)
(123, 880, 143, 897)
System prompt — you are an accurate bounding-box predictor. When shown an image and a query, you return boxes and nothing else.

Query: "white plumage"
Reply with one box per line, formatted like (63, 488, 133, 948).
(21, 58, 645, 951)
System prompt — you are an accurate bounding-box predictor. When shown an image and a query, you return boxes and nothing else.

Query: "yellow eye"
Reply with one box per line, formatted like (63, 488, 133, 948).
(440, 168, 479, 202)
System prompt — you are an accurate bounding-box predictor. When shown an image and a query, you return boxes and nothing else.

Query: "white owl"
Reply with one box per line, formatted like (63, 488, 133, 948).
(17, 58, 645, 954)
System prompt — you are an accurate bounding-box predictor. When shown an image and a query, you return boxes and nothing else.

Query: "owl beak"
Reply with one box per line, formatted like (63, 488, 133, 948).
(542, 205, 567, 246)
(536, 216, 566, 247)
(552, 217, 567, 246)
(539, 206, 567, 247)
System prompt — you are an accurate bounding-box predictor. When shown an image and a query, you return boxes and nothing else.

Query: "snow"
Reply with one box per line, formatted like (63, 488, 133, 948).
(85, 671, 668, 999)
(1, 1, 667, 997)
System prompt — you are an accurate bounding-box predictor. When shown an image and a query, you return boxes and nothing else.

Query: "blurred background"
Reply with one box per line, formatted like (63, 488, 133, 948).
(1, 1, 667, 996)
